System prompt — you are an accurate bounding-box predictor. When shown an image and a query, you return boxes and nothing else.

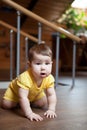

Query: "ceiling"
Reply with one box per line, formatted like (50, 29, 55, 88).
(0, 0, 74, 35)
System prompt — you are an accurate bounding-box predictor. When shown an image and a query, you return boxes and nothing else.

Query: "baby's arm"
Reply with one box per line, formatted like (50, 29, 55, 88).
(44, 87, 57, 118)
(18, 87, 43, 121)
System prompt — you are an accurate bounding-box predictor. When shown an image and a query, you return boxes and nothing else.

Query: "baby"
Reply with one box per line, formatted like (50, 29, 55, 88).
(1, 43, 57, 121)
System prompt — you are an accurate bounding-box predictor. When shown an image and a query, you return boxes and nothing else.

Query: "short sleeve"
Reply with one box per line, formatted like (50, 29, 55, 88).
(43, 74, 55, 89)
(16, 71, 31, 89)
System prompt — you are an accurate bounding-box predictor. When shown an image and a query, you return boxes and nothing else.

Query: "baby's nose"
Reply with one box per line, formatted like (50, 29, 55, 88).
(41, 64, 45, 69)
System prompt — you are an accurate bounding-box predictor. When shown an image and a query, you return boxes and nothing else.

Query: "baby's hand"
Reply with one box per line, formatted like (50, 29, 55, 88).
(44, 110, 57, 118)
(27, 112, 43, 121)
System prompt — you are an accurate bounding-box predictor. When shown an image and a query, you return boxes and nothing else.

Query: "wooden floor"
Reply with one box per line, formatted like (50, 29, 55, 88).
(0, 72, 87, 130)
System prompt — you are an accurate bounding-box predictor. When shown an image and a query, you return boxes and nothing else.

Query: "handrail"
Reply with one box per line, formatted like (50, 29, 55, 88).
(0, 20, 38, 43)
(2, 0, 81, 42)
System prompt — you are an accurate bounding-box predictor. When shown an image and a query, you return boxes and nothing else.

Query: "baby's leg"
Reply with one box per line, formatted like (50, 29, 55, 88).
(1, 86, 18, 109)
(1, 99, 17, 109)
(31, 95, 48, 110)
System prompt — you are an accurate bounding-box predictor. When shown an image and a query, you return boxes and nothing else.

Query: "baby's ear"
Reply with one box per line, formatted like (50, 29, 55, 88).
(27, 61, 31, 67)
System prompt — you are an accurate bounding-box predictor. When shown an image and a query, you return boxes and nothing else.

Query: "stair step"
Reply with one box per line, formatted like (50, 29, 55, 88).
(0, 81, 10, 89)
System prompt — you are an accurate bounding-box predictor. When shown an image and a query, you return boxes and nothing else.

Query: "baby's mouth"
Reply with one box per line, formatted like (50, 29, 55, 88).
(40, 72, 46, 76)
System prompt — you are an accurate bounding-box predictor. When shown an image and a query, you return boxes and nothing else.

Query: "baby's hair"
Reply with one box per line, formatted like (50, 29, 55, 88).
(28, 43, 52, 62)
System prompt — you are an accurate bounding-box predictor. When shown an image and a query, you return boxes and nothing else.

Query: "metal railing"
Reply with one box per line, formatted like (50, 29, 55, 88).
(1, 0, 82, 87)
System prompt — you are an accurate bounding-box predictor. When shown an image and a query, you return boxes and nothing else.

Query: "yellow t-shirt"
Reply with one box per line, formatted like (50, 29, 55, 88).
(3, 69, 55, 102)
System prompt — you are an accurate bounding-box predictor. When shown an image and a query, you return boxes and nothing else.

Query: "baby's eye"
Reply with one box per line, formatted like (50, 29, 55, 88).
(36, 63, 41, 65)
(45, 63, 50, 65)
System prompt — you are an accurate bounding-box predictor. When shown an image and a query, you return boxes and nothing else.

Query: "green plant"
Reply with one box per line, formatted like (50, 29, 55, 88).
(58, 7, 87, 34)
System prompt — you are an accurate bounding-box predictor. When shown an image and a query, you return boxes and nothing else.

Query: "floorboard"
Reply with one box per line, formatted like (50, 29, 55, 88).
(0, 72, 87, 130)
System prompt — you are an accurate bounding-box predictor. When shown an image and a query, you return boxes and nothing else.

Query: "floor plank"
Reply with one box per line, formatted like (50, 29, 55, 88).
(0, 72, 87, 130)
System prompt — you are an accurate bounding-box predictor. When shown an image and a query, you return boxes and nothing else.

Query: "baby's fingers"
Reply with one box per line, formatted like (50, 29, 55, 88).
(27, 113, 43, 121)
(44, 110, 57, 118)
(30, 116, 43, 121)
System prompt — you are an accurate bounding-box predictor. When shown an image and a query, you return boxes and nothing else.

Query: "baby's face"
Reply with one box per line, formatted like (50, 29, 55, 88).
(30, 53, 52, 80)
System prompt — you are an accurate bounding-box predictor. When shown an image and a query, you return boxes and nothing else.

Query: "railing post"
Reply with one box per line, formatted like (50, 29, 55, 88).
(10, 29, 13, 80)
(38, 22, 42, 44)
(72, 41, 76, 87)
(25, 37, 28, 69)
(55, 32, 60, 88)
(16, 11, 21, 76)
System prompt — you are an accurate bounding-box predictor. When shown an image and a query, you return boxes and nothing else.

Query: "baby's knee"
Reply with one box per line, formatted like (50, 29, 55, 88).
(1, 99, 17, 109)
(36, 96, 48, 109)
